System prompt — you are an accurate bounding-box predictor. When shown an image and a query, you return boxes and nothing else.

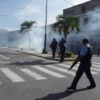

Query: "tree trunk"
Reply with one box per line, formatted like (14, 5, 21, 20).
(65, 34, 67, 40)
(64, 27, 67, 40)
(64, 31, 67, 40)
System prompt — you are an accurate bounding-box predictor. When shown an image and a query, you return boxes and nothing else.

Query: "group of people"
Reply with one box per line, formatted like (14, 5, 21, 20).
(49, 38, 67, 63)
(50, 38, 96, 91)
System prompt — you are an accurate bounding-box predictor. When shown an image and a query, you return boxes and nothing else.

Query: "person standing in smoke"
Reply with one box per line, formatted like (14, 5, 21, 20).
(50, 38, 58, 58)
(67, 38, 96, 91)
(59, 38, 66, 63)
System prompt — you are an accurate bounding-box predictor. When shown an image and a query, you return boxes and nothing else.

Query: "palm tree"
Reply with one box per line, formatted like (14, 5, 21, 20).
(52, 15, 80, 40)
(20, 21, 36, 48)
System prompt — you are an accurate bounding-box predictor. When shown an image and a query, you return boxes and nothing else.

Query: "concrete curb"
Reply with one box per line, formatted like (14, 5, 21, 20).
(16, 50, 76, 61)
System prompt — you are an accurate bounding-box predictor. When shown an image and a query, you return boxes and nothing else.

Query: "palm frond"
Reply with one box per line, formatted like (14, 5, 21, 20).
(57, 25, 64, 35)
(56, 14, 67, 21)
(20, 20, 36, 33)
(52, 20, 64, 32)
(52, 15, 80, 39)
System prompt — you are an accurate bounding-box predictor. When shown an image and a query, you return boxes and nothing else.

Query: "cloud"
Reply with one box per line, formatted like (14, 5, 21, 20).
(72, 0, 90, 5)
(16, 4, 41, 16)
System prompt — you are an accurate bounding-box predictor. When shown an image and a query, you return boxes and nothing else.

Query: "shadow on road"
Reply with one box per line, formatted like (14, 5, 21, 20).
(35, 88, 89, 100)
(7, 60, 59, 66)
(0, 52, 25, 55)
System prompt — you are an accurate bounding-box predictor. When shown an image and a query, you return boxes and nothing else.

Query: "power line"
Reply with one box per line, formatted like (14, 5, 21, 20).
(0, 0, 33, 25)
(0, 0, 8, 2)
(0, 14, 6, 16)
(64, 0, 74, 6)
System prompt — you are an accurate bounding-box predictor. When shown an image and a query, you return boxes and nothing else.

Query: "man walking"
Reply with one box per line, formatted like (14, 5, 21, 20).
(59, 38, 66, 63)
(67, 38, 96, 90)
(50, 38, 58, 58)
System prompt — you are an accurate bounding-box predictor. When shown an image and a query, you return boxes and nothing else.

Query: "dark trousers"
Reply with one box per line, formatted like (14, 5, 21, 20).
(52, 49, 56, 58)
(60, 50, 65, 62)
(71, 63, 96, 87)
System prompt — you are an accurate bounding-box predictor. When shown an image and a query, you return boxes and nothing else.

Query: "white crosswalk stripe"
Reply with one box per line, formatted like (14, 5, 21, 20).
(0, 61, 100, 84)
(76, 62, 100, 68)
(0, 60, 10, 64)
(46, 65, 75, 76)
(92, 62, 100, 65)
(0, 55, 9, 60)
(0, 68, 25, 83)
(91, 64, 100, 68)
(31, 66, 66, 78)
(58, 63, 98, 74)
(19, 68, 47, 80)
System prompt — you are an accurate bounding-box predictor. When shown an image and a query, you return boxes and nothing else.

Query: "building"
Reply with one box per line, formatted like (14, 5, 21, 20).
(63, 0, 100, 32)
(63, 0, 100, 54)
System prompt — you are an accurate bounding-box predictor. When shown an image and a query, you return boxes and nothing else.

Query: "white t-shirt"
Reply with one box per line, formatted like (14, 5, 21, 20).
(64, 43, 67, 48)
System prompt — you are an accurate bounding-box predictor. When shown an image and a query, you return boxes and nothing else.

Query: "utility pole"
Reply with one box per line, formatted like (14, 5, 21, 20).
(42, 0, 48, 53)
(0, 15, 6, 16)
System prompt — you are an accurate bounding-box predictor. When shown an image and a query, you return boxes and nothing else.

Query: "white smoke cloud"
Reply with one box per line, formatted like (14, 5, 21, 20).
(72, 0, 90, 5)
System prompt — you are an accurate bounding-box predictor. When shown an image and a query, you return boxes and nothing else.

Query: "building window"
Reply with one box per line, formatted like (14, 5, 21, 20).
(82, 7, 86, 13)
(84, 17, 89, 25)
(64, 10, 75, 15)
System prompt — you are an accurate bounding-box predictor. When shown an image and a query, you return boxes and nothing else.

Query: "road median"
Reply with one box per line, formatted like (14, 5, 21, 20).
(16, 50, 76, 61)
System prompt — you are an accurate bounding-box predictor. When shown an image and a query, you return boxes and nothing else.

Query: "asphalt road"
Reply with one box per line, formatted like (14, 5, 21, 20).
(0, 48, 100, 100)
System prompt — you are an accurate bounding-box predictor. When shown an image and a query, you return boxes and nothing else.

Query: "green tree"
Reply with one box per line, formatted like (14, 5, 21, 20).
(52, 15, 80, 40)
(20, 21, 36, 48)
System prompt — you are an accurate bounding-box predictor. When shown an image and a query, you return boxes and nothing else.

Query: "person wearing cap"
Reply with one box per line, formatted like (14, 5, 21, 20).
(67, 38, 96, 91)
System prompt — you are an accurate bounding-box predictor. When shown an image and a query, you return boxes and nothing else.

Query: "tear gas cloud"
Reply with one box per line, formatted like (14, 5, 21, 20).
(0, 7, 100, 54)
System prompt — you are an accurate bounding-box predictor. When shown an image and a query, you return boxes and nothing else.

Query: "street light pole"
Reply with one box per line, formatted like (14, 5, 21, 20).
(42, 0, 48, 53)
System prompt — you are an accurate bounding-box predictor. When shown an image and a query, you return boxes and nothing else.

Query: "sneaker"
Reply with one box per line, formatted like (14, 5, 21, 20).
(86, 85, 96, 89)
(67, 86, 76, 91)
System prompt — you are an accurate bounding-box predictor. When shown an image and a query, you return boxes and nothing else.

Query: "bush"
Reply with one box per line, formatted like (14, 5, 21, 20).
(66, 52, 73, 57)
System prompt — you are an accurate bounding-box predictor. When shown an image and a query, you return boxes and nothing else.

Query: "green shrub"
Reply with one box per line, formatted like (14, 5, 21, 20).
(66, 52, 73, 57)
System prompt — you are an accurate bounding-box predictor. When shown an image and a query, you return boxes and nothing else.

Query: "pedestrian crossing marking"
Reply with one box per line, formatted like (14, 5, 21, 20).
(75, 62, 100, 68)
(19, 68, 47, 80)
(0, 61, 100, 84)
(91, 67, 100, 72)
(0, 55, 9, 60)
(92, 62, 100, 65)
(0, 60, 10, 64)
(91, 64, 100, 68)
(46, 65, 75, 76)
(31, 66, 66, 78)
(0, 68, 25, 83)
(65, 63, 98, 74)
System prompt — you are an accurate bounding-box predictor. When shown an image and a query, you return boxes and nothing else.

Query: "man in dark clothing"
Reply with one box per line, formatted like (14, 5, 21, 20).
(59, 38, 66, 63)
(50, 38, 58, 58)
(67, 39, 96, 91)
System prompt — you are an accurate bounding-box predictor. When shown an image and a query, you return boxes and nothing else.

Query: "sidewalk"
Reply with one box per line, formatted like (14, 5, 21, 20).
(16, 50, 76, 61)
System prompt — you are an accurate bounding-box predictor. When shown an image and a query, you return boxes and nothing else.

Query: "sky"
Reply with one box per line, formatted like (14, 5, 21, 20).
(0, 0, 90, 31)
